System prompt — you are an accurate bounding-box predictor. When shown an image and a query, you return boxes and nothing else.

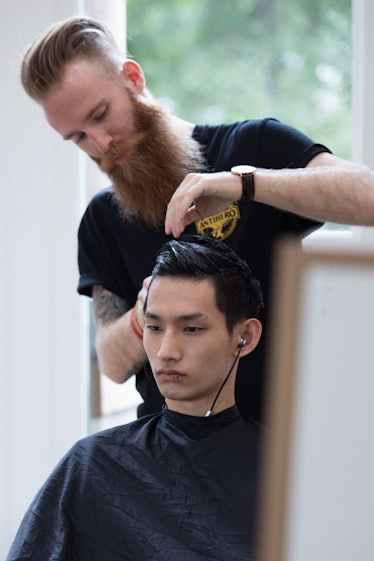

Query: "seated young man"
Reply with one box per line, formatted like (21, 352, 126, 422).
(6, 235, 263, 561)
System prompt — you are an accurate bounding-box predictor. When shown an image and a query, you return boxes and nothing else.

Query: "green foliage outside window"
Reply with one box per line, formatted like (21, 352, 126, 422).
(127, 0, 351, 159)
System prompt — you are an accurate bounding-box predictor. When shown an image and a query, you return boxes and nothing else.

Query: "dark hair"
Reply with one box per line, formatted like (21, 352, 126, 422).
(21, 16, 122, 102)
(146, 235, 263, 333)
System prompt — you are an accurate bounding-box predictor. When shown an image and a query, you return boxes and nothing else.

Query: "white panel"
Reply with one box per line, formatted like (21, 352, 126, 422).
(285, 263, 374, 561)
(0, 1, 88, 556)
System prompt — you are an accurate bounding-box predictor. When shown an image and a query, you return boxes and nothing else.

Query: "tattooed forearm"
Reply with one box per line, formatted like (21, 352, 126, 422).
(93, 285, 129, 326)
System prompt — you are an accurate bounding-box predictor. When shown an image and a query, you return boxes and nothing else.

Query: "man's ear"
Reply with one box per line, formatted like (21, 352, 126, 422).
(238, 318, 262, 357)
(121, 60, 146, 94)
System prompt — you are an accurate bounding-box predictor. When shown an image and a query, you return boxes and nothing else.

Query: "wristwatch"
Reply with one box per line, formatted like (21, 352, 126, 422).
(231, 165, 256, 203)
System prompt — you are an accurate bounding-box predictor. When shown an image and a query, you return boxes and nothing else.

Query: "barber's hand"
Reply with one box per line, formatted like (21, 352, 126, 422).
(135, 276, 152, 328)
(164, 172, 242, 237)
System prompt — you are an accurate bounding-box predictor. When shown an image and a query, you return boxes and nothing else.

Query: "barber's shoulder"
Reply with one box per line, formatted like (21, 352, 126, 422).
(80, 185, 122, 227)
(88, 185, 116, 208)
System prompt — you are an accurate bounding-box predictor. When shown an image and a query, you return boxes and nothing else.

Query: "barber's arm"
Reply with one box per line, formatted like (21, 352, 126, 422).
(164, 152, 374, 238)
(92, 279, 150, 384)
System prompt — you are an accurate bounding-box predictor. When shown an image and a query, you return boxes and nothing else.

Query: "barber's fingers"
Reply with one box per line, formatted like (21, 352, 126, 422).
(165, 171, 240, 237)
(137, 276, 152, 307)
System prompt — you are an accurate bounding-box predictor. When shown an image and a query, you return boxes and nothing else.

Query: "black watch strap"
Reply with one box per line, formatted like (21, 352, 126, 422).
(241, 173, 255, 203)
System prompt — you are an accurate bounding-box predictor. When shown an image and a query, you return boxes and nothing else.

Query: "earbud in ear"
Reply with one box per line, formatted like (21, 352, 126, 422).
(238, 338, 247, 349)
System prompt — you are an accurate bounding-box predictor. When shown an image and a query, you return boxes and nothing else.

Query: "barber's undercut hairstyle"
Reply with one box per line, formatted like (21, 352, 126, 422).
(147, 234, 263, 333)
(21, 16, 122, 102)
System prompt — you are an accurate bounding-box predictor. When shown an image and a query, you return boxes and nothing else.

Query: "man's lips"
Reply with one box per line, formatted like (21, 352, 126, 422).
(113, 149, 132, 165)
(157, 369, 186, 381)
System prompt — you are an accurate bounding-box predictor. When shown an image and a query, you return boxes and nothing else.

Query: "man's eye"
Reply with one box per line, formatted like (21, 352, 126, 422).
(146, 324, 161, 332)
(73, 132, 86, 145)
(184, 326, 202, 333)
(94, 108, 108, 123)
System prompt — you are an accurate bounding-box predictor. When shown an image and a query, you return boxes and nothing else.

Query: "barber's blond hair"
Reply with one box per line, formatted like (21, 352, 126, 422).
(21, 16, 122, 102)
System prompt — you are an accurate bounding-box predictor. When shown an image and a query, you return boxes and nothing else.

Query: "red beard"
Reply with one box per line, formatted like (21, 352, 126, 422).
(92, 92, 205, 229)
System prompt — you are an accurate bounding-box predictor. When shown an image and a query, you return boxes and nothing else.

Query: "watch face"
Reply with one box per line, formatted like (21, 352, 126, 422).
(231, 165, 256, 175)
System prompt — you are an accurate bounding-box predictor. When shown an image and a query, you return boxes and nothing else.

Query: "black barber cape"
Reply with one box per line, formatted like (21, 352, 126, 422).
(7, 406, 261, 561)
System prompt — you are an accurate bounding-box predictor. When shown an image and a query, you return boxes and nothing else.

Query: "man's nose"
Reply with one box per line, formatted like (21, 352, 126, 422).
(89, 130, 114, 154)
(157, 331, 182, 361)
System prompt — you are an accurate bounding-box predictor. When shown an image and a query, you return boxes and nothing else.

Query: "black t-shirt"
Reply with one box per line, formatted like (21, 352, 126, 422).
(78, 118, 330, 420)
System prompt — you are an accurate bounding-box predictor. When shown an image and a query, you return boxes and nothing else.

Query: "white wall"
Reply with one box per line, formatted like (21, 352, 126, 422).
(351, 0, 374, 245)
(0, 0, 125, 557)
(0, 2, 87, 555)
(352, 0, 374, 168)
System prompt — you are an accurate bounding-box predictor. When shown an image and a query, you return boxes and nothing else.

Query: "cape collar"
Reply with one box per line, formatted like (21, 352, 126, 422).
(163, 405, 240, 439)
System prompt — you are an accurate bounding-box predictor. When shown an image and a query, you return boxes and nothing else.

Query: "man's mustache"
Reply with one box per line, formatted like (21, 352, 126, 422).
(93, 130, 148, 174)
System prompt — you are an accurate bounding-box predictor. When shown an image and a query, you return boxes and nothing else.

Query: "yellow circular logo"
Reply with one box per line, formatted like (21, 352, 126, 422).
(194, 204, 240, 240)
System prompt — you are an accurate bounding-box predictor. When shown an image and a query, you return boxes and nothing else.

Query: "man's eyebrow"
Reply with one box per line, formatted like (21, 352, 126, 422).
(144, 312, 207, 321)
(63, 102, 104, 141)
